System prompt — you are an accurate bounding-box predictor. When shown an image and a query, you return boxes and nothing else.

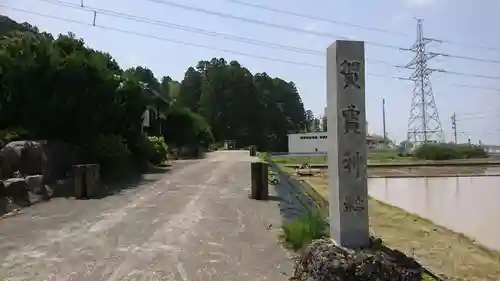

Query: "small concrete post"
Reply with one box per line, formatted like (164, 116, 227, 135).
(250, 162, 268, 200)
(260, 163, 269, 200)
(250, 162, 260, 199)
(327, 40, 369, 248)
(0, 181, 6, 214)
(72, 165, 86, 199)
(85, 164, 100, 198)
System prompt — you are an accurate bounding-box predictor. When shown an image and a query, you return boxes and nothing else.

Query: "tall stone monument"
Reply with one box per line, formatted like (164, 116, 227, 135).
(326, 40, 369, 248)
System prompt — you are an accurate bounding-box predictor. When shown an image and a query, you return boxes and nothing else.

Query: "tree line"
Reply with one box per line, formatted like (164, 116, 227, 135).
(0, 16, 311, 173)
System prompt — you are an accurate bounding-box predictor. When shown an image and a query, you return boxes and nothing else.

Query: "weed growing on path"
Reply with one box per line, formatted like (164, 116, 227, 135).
(282, 209, 328, 251)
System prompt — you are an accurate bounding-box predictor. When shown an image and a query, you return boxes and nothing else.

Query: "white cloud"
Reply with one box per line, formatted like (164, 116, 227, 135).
(406, 0, 434, 8)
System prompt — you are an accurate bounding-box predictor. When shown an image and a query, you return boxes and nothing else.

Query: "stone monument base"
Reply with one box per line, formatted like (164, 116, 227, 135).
(291, 238, 424, 281)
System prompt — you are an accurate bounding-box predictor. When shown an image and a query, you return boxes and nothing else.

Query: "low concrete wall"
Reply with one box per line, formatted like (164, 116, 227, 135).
(270, 161, 328, 218)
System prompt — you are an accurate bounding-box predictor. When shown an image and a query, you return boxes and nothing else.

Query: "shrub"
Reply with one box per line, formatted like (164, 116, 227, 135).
(0, 128, 32, 147)
(147, 136, 168, 165)
(84, 134, 131, 174)
(455, 144, 488, 159)
(282, 209, 328, 251)
(129, 135, 155, 169)
(413, 143, 488, 160)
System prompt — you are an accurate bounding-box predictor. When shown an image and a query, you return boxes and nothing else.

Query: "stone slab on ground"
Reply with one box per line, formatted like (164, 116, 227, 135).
(0, 151, 293, 280)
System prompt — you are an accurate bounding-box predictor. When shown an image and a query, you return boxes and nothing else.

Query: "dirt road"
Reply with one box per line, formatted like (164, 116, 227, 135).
(0, 151, 292, 281)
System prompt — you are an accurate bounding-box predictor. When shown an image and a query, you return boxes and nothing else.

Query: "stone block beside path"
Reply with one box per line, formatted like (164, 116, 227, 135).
(4, 178, 31, 207)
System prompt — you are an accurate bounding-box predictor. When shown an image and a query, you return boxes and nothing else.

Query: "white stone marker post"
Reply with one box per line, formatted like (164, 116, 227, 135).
(326, 40, 369, 248)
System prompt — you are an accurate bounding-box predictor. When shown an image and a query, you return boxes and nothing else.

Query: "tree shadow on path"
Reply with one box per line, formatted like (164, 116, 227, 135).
(49, 165, 174, 200)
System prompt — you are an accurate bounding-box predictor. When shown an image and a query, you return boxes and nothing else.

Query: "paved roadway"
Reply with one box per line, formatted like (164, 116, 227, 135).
(0, 151, 293, 281)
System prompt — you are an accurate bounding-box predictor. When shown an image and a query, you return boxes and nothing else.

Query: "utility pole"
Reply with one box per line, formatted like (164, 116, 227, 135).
(406, 19, 444, 145)
(451, 113, 457, 143)
(382, 98, 387, 142)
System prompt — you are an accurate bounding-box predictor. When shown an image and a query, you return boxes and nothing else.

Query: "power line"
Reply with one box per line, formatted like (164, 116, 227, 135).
(432, 68, 500, 81)
(456, 108, 500, 116)
(35, 0, 500, 72)
(432, 52, 500, 65)
(141, 0, 406, 51)
(145, 0, 500, 57)
(38, 0, 500, 68)
(225, 0, 409, 37)
(459, 128, 500, 134)
(4, 5, 500, 93)
(37, 0, 324, 55)
(0, 5, 322, 67)
(3, 5, 396, 74)
(456, 112, 500, 121)
(34, 0, 412, 70)
(439, 82, 500, 92)
(399, 65, 500, 81)
(226, 0, 500, 54)
(459, 130, 500, 136)
(35, 0, 402, 67)
(434, 37, 500, 54)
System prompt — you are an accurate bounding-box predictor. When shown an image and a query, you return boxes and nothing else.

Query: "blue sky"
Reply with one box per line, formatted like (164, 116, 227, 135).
(2, 0, 500, 144)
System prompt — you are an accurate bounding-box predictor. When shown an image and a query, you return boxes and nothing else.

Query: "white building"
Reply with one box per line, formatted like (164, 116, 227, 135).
(288, 132, 387, 153)
(288, 132, 329, 153)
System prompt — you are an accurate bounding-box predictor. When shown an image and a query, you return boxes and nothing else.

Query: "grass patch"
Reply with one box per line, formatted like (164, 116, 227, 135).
(281, 209, 329, 251)
(257, 151, 269, 162)
(421, 273, 437, 281)
(296, 174, 500, 281)
(369, 151, 413, 162)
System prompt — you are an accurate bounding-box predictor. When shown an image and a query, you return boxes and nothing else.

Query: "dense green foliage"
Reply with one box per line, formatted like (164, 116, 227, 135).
(184, 59, 308, 151)
(84, 135, 132, 174)
(413, 143, 488, 160)
(0, 17, 309, 174)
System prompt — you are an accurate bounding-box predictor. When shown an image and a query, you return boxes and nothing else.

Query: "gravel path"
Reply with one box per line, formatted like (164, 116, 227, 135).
(0, 151, 293, 281)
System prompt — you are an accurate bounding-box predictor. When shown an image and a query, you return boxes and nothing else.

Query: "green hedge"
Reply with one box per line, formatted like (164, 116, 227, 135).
(413, 143, 488, 161)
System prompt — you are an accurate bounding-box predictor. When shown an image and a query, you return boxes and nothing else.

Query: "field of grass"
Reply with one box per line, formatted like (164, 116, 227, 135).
(369, 150, 412, 162)
(286, 174, 500, 281)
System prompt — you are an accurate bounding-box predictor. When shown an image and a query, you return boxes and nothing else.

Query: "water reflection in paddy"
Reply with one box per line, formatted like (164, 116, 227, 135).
(368, 176, 500, 251)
